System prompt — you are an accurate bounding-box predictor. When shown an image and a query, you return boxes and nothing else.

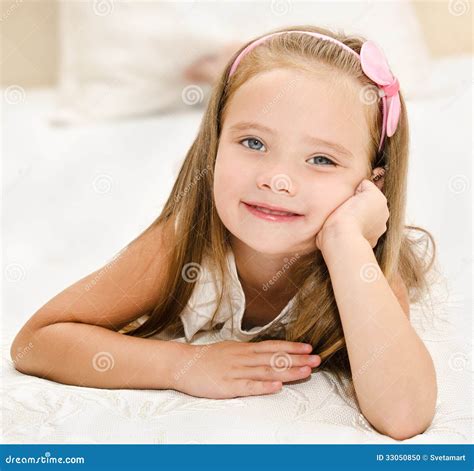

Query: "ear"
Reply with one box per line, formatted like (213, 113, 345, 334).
(371, 166, 385, 191)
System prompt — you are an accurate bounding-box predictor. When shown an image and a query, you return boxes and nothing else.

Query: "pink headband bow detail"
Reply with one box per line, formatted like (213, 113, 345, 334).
(360, 40, 401, 150)
(227, 31, 401, 153)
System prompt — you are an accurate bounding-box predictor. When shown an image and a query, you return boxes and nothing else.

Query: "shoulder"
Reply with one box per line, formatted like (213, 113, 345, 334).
(389, 270, 410, 320)
(14, 216, 177, 339)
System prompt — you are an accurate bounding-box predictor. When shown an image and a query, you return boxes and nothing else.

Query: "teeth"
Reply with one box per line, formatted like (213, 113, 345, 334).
(254, 205, 295, 216)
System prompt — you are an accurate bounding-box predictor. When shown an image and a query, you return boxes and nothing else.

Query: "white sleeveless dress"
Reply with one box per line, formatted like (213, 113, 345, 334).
(133, 247, 298, 344)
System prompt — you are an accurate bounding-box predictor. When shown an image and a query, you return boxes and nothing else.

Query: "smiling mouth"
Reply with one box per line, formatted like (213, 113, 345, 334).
(248, 205, 298, 216)
(242, 202, 304, 222)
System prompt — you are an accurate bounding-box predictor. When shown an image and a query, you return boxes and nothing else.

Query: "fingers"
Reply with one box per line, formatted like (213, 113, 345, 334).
(240, 351, 321, 369)
(220, 341, 320, 398)
(233, 379, 283, 397)
(250, 340, 313, 354)
(233, 364, 314, 383)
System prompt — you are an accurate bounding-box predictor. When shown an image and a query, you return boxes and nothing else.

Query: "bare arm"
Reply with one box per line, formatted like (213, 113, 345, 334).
(12, 322, 191, 390)
(10, 217, 186, 390)
(11, 214, 320, 397)
(320, 231, 437, 440)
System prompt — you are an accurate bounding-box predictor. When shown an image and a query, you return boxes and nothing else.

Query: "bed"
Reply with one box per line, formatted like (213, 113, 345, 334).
(2, 53, 472, 444)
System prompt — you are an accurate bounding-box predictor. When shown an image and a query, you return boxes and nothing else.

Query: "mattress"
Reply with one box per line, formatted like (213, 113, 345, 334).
(2, 274, 472, 444)
(2, 54, 472, 444)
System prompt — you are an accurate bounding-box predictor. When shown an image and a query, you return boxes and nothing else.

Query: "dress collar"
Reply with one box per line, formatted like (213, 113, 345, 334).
(179, 246, 298, 342)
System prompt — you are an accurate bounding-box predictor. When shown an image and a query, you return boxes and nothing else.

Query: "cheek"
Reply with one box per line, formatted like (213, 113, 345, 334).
(214, 150, 252, 203)
(213, 151, 245, 218)
(302, 178, 356, 220)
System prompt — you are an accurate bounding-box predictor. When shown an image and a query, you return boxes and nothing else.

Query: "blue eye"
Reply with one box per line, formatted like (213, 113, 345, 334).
(240, 138, 336, 167)
(240, 138, 266, 152)
(308, 155, 336, 166)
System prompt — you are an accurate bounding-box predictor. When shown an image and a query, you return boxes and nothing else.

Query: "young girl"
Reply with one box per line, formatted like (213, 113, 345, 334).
(12, 25, 438, 440)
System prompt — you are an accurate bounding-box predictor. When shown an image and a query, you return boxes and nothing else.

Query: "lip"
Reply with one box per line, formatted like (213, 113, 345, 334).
(242, 201, 304, 223)
(243, 200, 303, 215)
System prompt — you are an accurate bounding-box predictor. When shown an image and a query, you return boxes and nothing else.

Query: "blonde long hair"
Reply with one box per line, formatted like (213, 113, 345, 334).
(122, 25, 437, 398)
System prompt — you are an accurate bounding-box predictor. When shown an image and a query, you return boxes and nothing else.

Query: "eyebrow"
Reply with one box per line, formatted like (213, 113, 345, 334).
(228, 121, 353, 158)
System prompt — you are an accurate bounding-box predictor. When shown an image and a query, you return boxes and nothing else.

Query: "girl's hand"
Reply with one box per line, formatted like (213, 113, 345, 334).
(315, 177, 389, 252)
(172, 340, 321, 399)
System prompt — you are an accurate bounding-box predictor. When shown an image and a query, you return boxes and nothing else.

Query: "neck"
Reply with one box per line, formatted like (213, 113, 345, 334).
(229, 236, 302, 298)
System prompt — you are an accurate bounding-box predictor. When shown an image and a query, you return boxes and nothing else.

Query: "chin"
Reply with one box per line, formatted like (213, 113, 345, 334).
(230, 226, 308, 256)
(248, 241, 299, 256)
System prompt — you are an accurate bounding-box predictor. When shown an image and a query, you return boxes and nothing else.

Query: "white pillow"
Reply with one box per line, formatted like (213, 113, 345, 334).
(52, 0, 432, 124)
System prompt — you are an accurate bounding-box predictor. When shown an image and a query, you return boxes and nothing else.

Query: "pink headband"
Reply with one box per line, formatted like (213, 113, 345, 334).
(227, 30, 401, 154)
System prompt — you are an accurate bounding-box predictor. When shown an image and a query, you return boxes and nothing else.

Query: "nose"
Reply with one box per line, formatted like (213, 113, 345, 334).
(256, 162, 298, 196)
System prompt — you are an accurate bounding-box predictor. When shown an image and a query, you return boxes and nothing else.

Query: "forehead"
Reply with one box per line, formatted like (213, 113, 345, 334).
(223, 68, 372, 158)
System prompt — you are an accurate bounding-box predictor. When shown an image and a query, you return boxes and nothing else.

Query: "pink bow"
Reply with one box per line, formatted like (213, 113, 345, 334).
(360, 40, 401, 151)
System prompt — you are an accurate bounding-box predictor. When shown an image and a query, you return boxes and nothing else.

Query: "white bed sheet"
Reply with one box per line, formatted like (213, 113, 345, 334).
(2, 55, 472, 444)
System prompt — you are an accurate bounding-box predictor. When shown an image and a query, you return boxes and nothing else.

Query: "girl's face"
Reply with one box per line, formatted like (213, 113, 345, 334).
(214, 67, 373, 255)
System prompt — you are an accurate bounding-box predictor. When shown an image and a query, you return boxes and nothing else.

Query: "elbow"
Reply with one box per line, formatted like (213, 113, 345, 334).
(374, 396, 437, 441)
(383, 360, 438, 441)
(383, 416, 433, 441)
(369, 410, 435, 441)
(10, 330, 36, 374)
(365, 382, 438, 441)
(10, 332, 22, 368)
